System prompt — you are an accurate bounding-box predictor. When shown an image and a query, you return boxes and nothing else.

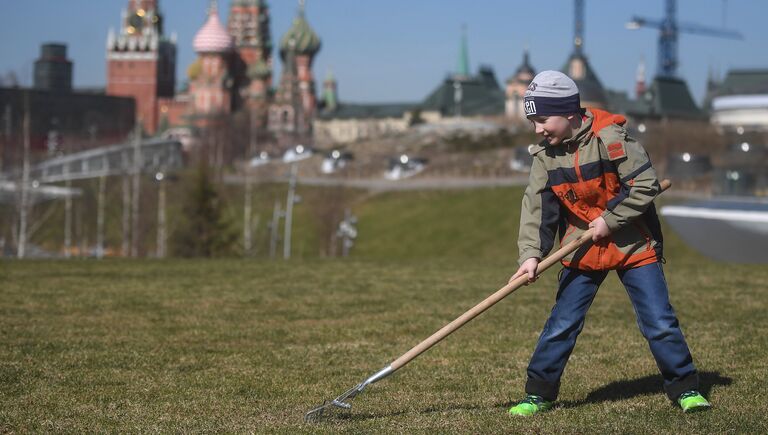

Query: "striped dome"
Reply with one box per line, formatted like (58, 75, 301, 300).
(193, 7, 233, 54)
(279, 13, 321, 57)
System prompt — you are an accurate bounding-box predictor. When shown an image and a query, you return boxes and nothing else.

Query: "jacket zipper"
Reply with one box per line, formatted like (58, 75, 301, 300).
(573, 143, 606, 266)
(572, 144, 583, 182)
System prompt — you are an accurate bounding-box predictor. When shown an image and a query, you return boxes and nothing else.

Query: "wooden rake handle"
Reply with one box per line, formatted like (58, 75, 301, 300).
(390, 179, 672, 371)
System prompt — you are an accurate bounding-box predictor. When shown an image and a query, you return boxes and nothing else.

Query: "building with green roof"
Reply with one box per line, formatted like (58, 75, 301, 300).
(418, 66, 505, 120)
(315, 26, 508, 144)
(417, 28, 505, 121)
(607, 76, 706, 121)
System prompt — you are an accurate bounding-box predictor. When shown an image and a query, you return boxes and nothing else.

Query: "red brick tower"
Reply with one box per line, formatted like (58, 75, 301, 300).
(228, 0, 273, 126)
(106, 0, 177, 134)
(228, 0, 273, 76)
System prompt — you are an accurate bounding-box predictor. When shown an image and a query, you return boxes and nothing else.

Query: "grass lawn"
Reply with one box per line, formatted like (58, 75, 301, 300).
(2, 187, 768, 433)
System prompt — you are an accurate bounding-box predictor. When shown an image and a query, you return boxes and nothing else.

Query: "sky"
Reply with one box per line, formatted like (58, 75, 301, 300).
(1, 0, 766, 105)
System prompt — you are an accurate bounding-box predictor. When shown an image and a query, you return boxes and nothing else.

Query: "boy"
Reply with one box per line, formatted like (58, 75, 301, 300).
(507, 70, 709, 415)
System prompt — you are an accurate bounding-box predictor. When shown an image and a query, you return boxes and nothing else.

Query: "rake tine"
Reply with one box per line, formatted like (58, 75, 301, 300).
(305, 366, 393, 422)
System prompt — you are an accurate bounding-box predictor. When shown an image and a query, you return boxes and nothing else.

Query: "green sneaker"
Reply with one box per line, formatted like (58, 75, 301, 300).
(508, 394, 554, 416)
(677, 390, 711, 413)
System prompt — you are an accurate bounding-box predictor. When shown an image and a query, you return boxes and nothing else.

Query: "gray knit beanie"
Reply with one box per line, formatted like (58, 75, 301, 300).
(524, 70, 581, 117)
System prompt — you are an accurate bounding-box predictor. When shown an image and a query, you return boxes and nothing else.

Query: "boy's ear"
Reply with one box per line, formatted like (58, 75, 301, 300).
(566, 113, 583, 127)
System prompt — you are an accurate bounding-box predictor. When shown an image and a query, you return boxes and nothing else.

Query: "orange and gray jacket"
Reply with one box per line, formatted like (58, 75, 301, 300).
(517, 108, 663, 271)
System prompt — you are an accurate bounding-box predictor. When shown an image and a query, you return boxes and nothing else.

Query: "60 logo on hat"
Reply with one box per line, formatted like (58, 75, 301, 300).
(524, 99, 537, 116)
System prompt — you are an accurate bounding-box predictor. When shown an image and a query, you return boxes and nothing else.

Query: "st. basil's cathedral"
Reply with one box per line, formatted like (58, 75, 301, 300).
(106, 0, 321, 150)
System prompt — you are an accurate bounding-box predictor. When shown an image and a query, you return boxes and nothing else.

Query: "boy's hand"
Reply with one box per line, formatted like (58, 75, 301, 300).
(510, 257, 540, 285)
(589, 216, 611, 241)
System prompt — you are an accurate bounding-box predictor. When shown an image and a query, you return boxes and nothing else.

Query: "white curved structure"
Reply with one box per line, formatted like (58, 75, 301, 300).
(711, 94, 768, 132)
(661, 200, 768, 263)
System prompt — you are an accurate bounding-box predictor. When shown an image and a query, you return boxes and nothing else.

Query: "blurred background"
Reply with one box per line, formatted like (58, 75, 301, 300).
(1, 0, 766, 260)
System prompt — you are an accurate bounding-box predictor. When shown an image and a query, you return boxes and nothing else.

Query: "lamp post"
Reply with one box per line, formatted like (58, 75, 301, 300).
(96, 163, 107, 259)
(121, 150, 130, 257)
(17, 93, 31, 259)
(64, 163, 72, 258)
(283, 163, 298, 260)
(155, 171, 166, 258)
(245, 96, 268, 255)
(269, 200, 282, 259)
(130, 122, 141, 257)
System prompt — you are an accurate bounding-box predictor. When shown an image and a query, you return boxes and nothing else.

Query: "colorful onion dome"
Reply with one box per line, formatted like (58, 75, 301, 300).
(193, 4, 233, 54)
(279, 9, 320, 57)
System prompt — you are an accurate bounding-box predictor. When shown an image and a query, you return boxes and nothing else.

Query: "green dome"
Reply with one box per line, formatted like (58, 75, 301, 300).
(279, 13, 321, 57)
(247, 59, 271, 79)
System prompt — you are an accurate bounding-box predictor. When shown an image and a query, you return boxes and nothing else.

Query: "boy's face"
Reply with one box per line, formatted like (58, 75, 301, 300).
(529, 115, 573, 146)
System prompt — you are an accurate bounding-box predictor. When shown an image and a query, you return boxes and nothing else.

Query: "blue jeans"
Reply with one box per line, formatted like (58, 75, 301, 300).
(525, 262, 699, 401)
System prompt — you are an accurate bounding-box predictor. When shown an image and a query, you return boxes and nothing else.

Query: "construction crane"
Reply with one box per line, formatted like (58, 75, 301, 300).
(626, 0, 742, 78)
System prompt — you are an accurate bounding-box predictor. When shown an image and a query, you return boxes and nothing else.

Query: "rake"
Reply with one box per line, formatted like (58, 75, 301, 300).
(305, 180, 671, 422)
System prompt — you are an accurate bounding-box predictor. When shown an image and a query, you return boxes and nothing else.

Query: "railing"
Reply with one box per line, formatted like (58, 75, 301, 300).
(30, 139, 183, 183)
(1, 138, 184, 184)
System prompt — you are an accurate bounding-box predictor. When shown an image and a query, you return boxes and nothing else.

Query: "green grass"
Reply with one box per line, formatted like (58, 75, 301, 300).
(2, 187, 767, 433)
(354, 188, 521, 260)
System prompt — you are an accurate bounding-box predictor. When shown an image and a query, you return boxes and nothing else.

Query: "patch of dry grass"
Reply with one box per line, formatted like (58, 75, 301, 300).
(1, 254, 766, 433)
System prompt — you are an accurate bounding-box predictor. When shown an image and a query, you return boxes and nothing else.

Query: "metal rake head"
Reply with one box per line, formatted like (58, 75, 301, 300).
(304, 383, 362, 422)
(304, 366, 393, 422)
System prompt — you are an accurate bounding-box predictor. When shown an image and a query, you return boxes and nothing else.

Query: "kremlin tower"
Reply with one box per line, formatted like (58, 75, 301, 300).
(228, 0, 274, 127)
(106, 0, 322, 151)
(107, 0, 177, 134)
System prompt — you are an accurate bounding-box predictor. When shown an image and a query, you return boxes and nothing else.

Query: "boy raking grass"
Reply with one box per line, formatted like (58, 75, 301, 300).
(507, 70, 710, 416)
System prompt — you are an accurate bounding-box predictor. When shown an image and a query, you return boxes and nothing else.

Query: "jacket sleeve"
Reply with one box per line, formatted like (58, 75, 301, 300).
(598, 125, 661, 232)
(518, 153, 561, 265)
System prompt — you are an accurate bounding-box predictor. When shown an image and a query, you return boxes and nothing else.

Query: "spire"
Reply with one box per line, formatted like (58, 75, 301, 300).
(635, 56, 647, 98)
(456, 24, 470, 79)
(209, 0, 218, 14)
(515, 47, 535, 78)
(107, 28, 116, 49)
(707, 63, 720, 85)
(574, 0, 584, 54)
(322, 68, 338, 112)
(298, 0, 306, 17)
